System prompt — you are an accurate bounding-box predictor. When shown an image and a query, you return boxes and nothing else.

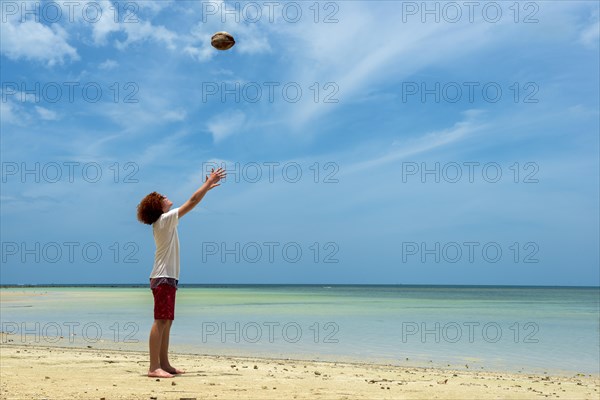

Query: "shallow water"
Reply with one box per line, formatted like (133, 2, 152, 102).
(1, 285, 598, 375)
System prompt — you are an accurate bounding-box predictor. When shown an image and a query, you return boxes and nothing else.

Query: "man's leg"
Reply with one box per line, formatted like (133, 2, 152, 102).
(159, 320, 185, 374)
(148, 319, 174, 378)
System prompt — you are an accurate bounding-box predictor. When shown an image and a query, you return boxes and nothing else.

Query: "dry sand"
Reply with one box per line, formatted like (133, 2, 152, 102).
(1, 338, 598, 400)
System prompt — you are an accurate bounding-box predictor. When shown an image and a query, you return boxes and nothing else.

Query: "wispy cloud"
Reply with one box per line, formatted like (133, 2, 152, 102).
(254, 3, 499, 131)
(206, 110, 247, 143)
(1, 1, 597, 286)
(0, 20, 79, 66)
(35, 106, 59, 121)
(0, 100, 29, 126)
(114, 20, 178, 50)
(98, 59, 119, 70)
(135, 129, 190, 168)
(183, 43, 215, 62)
(579, 16, 599, 47)
(86, 0, 177, 50)
(182, 0, 272, 63)
(341, 109, 487, 175)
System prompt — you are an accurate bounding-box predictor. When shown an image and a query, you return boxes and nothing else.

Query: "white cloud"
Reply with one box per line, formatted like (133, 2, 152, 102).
(184, 44, 215, 62)
(206, 110, 247, 143)
(136, 0, 174, 14)
(579, 19, 599, 47)
(0, 101, 27, 126)
(164, 110, 187, 122)
(87, 0, 177, 50)
(87, 0, 120, 45)
(0, 88, 39, 103)
(234, 25, 271, 55)
(114, 20, 177, 50)
(0, 96, 60, 125)
(567, 104, 600, 118)
(0, 95, 60, 126)
(211, 68, 235, 77)
(342, 110, 486, 175)
(98, 59, 119, 70)
(245, 2, 499, 132)
(35, 106, 59, 121)
(135, 130, 189, 167)
(0, 20, 79, 66)
(183, 3, 272, 63)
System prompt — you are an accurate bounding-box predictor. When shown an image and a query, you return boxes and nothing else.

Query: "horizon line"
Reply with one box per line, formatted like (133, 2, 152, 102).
(1, 283, 599, 289)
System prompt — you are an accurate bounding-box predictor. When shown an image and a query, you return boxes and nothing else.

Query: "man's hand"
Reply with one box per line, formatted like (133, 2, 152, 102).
(178, 167, 227, 219)
(205, 167, 226, 190)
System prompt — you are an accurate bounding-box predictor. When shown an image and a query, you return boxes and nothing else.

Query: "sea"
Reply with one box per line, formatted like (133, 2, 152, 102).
(1, 285, 598, 376)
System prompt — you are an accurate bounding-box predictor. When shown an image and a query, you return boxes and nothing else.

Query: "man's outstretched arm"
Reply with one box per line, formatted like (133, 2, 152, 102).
(178, 167, 226, 219)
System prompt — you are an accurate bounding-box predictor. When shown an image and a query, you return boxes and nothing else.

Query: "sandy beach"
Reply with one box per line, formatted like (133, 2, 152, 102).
(1, 337, 598, 400)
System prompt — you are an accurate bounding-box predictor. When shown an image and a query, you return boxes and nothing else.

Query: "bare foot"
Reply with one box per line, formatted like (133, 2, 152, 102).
(148, 368, 174, 378)
(162, 365, 185, 375)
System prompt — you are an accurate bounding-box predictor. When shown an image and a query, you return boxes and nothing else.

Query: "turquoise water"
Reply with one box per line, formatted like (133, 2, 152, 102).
(1, 285, 598, 375)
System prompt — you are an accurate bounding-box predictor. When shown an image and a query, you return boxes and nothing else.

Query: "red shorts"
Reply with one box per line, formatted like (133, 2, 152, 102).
(152, 283, 177, 320)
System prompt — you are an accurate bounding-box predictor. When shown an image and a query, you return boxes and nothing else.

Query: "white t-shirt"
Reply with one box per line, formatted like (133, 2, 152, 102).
(149, 208, 180, 280)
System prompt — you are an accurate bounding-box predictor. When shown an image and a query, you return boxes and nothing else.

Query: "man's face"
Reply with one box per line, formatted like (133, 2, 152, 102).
(161, 195, 173, 212)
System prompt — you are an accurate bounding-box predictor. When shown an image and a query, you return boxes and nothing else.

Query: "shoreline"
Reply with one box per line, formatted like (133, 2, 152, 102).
(2, 331, 596, 378)
(2, 341, 599, 400)
(2, 340, 599, 379)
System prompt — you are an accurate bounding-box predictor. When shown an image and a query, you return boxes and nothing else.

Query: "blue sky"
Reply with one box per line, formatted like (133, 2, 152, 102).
(1, 0, 598, 285)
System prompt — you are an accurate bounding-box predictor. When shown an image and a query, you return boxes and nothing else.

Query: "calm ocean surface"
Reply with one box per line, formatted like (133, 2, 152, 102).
(1, 285, 598, 375)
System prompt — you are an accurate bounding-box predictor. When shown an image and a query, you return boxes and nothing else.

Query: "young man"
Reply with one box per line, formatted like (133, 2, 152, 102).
(136, 167, 226, 378)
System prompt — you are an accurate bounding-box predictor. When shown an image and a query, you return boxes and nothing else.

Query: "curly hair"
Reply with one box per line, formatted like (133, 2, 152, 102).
(137, 192, 165, 225)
